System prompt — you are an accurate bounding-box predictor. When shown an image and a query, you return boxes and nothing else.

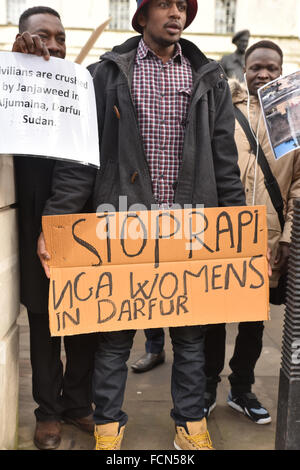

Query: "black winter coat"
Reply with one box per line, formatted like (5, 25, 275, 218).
(44, 36, 245, 216)
(14, 156, 54, 314)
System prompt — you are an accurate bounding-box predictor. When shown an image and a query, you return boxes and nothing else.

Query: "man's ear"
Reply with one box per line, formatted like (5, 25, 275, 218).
(137, 11, 147, 29)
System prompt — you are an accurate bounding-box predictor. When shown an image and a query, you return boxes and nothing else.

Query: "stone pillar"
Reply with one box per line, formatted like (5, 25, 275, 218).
(0, 154, 19, 450)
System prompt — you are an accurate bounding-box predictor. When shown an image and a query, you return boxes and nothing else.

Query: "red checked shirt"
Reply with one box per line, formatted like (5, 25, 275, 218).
(132, 38, 193, 207)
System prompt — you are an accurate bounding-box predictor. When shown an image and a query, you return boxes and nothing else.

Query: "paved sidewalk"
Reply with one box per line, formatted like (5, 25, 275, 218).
(17, 304, 284, 451)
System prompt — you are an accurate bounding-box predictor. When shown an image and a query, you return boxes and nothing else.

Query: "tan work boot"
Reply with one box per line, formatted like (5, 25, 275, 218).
(94, 422, 125, 450)
(174, 418, 214, 450)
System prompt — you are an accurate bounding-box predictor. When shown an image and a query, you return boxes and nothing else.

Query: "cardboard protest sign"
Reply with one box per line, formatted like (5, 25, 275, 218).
(258, 70, 300, 160)
(42, 206, 270, 337)
(0, 52, 99, 167)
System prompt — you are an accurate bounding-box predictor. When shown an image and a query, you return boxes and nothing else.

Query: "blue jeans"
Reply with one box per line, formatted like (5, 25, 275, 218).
(93, 326, 206, 427)
(144, 328, 165, 354)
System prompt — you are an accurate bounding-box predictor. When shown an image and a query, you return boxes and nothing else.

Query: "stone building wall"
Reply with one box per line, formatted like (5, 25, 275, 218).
(0, 155, 19, 450)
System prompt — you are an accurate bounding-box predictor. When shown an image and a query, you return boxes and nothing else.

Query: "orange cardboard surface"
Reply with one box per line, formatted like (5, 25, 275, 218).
(42, 206, 269, 337)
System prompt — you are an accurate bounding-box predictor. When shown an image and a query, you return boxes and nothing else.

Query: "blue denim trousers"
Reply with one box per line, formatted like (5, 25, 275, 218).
(144, 328, 165, 354)
(93, 325, 206, 426)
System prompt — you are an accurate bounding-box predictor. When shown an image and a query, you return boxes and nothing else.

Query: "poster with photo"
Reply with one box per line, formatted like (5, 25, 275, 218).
(258, 70, 300, 160)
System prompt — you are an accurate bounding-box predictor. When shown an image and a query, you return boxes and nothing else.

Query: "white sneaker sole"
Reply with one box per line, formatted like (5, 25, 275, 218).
(227, 399, 272, 424)
(174, 441, 182, 450)
(206, 401, 217, 417)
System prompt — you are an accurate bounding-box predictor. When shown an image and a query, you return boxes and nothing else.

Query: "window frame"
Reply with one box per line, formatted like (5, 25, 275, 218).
(6, 0, 27, 25)
(109, 0, 131, 31)
(215, 0, 237, 34)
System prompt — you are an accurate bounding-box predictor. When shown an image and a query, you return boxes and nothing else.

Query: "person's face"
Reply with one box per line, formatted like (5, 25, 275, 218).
(25, 13, 66, 59)
(138, 0, 188, 49)
(245, 48, 282, 96)
(236, 34, 249, 54)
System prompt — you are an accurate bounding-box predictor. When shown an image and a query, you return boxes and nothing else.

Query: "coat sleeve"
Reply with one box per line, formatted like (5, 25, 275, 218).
(280, 150, 300, 244)
(211, 79, 246, 207)
(42, 63, 107, 216)
(42, 161, 97, 215)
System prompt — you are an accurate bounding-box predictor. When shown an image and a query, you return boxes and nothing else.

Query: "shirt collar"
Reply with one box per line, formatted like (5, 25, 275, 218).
(136, 38, 183, 64)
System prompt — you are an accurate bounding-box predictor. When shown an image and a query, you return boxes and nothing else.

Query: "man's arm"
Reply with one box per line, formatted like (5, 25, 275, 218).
(211, 78, 246, 207)
(38, 61, 107, 277)
(38, 161, 96, 277)
(42, 161, 96, 216)
(42, 59, 105, 217)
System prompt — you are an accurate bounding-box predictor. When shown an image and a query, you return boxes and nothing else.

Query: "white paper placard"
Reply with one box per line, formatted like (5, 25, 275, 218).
(0, 52, 100, 167)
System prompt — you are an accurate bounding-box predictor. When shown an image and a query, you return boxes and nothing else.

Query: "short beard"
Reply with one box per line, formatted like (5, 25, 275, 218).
(147, 31, 178, 48)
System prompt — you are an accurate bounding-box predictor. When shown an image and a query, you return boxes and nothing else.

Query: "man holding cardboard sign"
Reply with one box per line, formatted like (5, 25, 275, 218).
(42, 206, 269, 337)
(39, 0, 247, 450)
(13, 6, 97, 450)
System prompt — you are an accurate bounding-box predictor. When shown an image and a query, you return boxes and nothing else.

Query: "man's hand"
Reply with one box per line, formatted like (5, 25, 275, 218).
(274, 242, 290, 275)
(12, 32, 50, 60)
(37, 232, 51, 279)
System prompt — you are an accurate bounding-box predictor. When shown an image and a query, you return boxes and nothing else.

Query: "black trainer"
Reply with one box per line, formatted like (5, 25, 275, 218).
(227, 391, 272, 424)
(203, 392, 216, 418)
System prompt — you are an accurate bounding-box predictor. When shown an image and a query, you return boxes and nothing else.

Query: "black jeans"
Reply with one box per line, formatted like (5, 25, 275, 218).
(28, 311, 97, 422)
(144, 328, 165, 354)
(204, 321, 265, 394)
(93, 326, 206, 427)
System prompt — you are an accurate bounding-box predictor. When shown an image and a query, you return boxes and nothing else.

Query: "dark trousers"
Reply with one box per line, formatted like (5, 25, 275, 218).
(93, 326, 206, 426)
(144, 328, 165, 354)
(28, 311, 97, 422)
(204, 321, 265, 394)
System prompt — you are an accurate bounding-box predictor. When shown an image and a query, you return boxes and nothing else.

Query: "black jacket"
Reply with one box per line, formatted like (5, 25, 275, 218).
(14, 156, 94, 314)
(44, 36, 245, 216)
(14, 156, 55, 313)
